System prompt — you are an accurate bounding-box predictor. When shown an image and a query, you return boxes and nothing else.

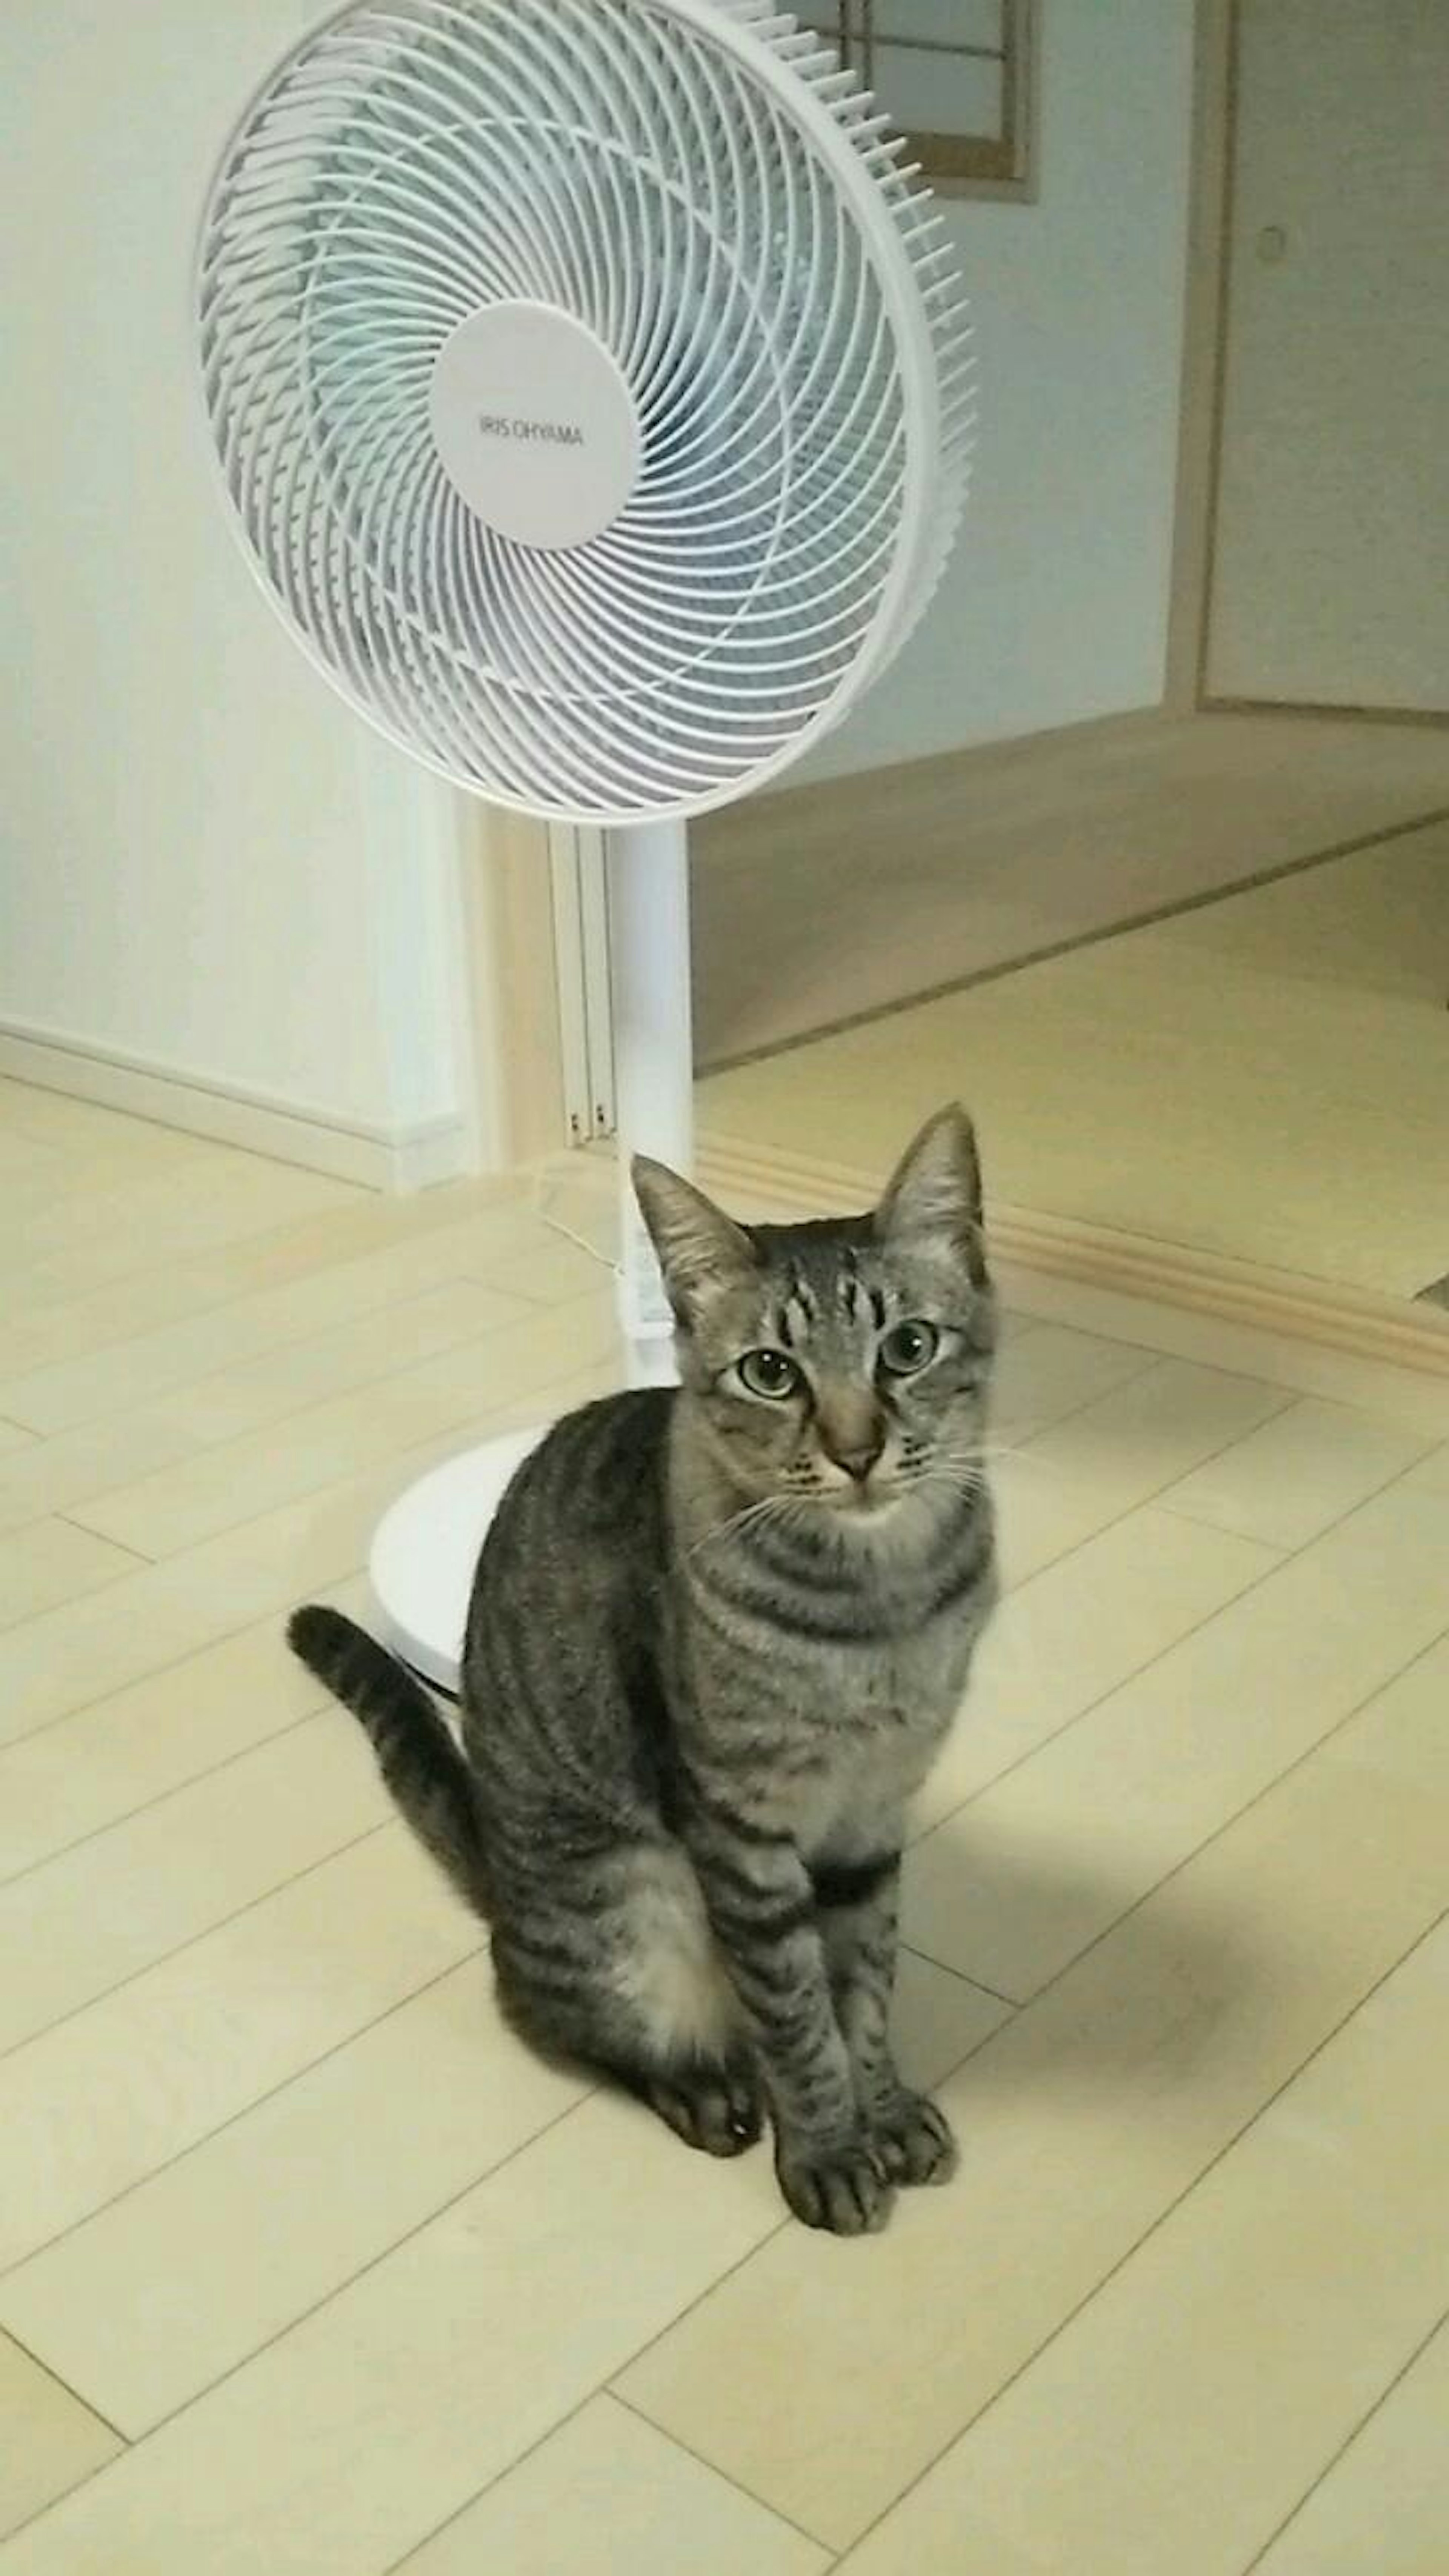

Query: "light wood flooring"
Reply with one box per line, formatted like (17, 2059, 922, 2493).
(3, 1075, 1449, 2572)
(703, 813, 1449, 1303)
(693, 708, 1449, 1066)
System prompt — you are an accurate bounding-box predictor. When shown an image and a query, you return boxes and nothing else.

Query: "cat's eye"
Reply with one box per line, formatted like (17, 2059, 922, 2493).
(878, 1320, 940, 1378)
(737, 1347, 803, 1401)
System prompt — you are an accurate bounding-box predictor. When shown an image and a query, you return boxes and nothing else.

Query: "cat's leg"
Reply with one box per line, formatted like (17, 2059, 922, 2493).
(491, 1840, 763, 2158)
(814, 1845, 958, 2188)
(610, 1842, 764, 2156)
(683, 1796, 893, 2235)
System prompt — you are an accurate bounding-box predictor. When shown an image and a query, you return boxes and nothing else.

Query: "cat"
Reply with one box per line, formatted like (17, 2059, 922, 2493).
(289, 1103, 998, 2235)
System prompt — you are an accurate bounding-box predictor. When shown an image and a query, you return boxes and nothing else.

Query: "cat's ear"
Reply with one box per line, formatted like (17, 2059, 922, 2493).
(632, 1158, 757, 1326)
(875, 1104, 987, 1281)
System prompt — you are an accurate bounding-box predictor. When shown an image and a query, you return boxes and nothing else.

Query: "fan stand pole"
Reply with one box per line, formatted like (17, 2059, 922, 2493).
(607, 817, 694, 1389)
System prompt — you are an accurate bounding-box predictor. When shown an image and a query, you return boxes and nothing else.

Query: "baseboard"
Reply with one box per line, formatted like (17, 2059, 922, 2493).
(0, 1021, 469, 1193)
(1203, 696, 1449, 729)
(695, 1128, 1449, 1416)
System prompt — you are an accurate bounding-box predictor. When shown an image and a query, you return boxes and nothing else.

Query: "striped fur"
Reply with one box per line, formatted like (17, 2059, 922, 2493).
(286, 1606, 489, 1916)
(290, 1106, 998, 2234)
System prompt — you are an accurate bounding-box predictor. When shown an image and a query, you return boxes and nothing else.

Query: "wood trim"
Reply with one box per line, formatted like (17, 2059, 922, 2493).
(1164, 0, 1235, 712)
(911, 131, 1016, 185)
(694, 1130, 1449, 1402)
(459, 801, 571, 1169)
(1202, 696, 1449, 730)
(918, 0, 1037, 202)
(803, 2, 1037, 203)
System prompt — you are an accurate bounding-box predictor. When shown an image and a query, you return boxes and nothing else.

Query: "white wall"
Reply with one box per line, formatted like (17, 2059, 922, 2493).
(0, 2, 475, 1180)
(804, 0, 1197, 781)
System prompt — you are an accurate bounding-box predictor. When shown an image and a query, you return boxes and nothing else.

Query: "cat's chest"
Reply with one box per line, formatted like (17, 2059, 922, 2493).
(782, 1679, 946, 1865)
(788, 1622, 972, 1779)
(810, 1601, 984, 1727)
(680, 1526, 995, 1831)
(786, 1606, 991, 1846)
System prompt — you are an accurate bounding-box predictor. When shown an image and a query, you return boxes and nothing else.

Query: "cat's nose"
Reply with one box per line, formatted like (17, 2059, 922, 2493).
(831, 1435, 884, 1484)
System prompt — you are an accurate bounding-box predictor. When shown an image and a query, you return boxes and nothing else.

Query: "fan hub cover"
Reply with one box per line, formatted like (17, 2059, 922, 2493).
(429, 300, 641, 550)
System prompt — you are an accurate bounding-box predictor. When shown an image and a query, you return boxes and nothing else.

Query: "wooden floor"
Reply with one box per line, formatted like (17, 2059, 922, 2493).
(3, 1076, 1449, 2572)
(693, 708, 1449, 1065)
(703, 812, 1449, 1303)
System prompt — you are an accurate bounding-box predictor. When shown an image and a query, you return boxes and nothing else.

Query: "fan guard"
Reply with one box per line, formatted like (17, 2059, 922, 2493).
(197, 0, 973, 825)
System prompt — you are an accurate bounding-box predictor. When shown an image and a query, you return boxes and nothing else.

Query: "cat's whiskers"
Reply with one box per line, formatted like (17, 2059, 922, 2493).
(904, 1439, 991, 1471)
(900, 1447, 996, 1505)
(685, 1491, 809, 1564)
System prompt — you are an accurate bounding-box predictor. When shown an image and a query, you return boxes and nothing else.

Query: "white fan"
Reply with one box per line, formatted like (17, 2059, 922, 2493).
(197, 0, 972, 1693)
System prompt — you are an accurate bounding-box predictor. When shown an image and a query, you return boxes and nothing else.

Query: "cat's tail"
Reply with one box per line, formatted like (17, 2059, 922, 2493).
(287, 1605, 491, 1919)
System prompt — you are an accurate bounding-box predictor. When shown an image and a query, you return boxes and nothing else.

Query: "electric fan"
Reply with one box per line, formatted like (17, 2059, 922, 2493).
(197, 0, 973, 1694)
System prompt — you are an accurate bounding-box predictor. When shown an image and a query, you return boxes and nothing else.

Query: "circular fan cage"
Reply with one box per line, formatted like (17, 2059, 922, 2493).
(197, 0, 974, 825)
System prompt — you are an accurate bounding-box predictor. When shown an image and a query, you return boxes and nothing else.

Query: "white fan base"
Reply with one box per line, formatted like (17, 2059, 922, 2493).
(369, 1429, 547, 1699)
(368, 1330, 681, 1698)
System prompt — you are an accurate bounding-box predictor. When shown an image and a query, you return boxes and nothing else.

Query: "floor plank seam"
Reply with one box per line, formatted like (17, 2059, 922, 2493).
(0, 2435, 123, 2554)
(604, 1991, 1014, 2474)
(898, 1944, 1015, 2009)
(919, 1430, 1449, 1867)
(981, 1386, 1297, 1613)
(834, 1896, 1449, 2568)
(697, 802, 1449, 1076)
(904, 1538, 1289, 1856)
(0, 1573, 365, 1764)
(611, 2389, 834, 2557)
(913, 1608, 1449, 2015)
(1237, 2298, 1449, 2576)
(0, 1263, 583, 1454)
(0, 1393, 62, 1438)
(51, 1513, 155, 1568)
(2, 1269, 533, 1474)
(41, 2090, 596, 2453)
(0, 1203, 389, 1350)
(0, 1821, 393, 2076)
(1150, 1430, 1440, 1546)
(0, 1699, 333, 1893)
(0, 1952, 483, 2285)
(2, 1983, 1014, 2494)
(373, 2391, 604, 2576)
(0, 1372, 617, 1757)
(0, 1311, 614, 1700)
(995, 1356, 1167, 1448)
(0, 1183, 533, 1380)
(0, 2322, 126, 2445)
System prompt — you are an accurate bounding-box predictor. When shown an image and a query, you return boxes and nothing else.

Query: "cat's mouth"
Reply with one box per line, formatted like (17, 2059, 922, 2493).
(824, 1479, 904, 1524)
(778, 1471, 908, 1525)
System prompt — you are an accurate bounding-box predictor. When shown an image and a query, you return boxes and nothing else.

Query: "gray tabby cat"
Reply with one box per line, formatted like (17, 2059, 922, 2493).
(290, 1104, 997, 2235)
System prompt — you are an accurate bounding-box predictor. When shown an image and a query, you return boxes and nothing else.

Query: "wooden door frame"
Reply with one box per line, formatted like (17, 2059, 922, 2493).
(457, 800, 568, 1170)
(1163, 0, 1235, 715)
(455, 797, 621, 1176)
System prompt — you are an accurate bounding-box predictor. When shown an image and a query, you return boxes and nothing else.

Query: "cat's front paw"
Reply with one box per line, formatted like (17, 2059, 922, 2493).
(869, 2089, 958, 2187)
(776, 2134, 893, 2236)
(647, 2064, 764, 2158)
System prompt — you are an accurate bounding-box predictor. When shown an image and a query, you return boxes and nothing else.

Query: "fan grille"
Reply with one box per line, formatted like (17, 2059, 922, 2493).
(198, 0, 973, 823)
